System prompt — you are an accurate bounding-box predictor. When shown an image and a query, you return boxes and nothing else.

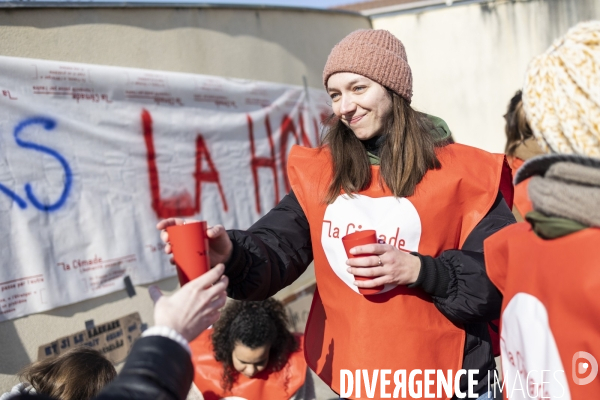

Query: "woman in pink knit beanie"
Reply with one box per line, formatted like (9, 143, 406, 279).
(159, 29, 514, 400)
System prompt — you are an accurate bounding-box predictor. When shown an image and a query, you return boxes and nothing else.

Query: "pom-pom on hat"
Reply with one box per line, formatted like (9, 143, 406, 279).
(323, 29, 413, 102)
(523, 20, 600, 158)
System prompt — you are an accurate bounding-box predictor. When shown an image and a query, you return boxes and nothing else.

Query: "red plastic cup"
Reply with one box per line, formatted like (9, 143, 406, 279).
(167, 221, 210, 286)
(341, 230, 384, 296)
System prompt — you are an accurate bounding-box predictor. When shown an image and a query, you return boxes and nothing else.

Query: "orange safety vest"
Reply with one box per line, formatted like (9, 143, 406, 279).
(190, 329, 307, 400)
(288, 143, 512, 399)
(507, 157, 533, 218)
(485, 223, 600, 399)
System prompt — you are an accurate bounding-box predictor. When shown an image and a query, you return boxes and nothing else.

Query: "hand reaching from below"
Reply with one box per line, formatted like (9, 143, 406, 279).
(148, 264, 228, 342)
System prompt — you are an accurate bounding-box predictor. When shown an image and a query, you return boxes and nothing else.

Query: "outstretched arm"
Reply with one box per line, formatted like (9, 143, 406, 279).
(156, 191, 312, 300)
(225, 191, 313, 300)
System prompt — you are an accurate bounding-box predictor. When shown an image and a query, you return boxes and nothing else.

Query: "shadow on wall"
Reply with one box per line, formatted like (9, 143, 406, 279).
(478, 0, 600, 46)
(0, 289, 134, 374)
(0, 321, 30, 374)
(42, 275, 179, 319)
(43, 288, 131, 318)
(0, 275, 179, 375)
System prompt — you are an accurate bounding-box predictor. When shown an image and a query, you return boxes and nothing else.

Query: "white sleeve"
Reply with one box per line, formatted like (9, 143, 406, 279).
(142, 325, 191, 355)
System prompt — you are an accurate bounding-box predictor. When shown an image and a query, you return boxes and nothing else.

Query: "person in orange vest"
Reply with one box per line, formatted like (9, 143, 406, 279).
(188, 298, 314, 400)
(503, 90, 544, 221)
(159, 29, 516, 400)
(485, 21, 600, 399)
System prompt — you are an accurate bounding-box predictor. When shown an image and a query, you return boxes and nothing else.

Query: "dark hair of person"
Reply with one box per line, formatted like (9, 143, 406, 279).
(211, 299, 299, 391)
(19, 346, 116, 400)
(504, 90, 534, 157)
(321, 89, 442, 204)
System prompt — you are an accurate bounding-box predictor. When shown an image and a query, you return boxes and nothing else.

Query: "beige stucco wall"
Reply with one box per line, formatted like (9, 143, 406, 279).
(0, 6, 369, 390)
(373, 0, 600, 152)
(0, 6, 371, 89)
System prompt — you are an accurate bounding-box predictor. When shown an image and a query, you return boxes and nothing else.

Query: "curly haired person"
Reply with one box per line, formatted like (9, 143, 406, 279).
(189, 298, 315, 400)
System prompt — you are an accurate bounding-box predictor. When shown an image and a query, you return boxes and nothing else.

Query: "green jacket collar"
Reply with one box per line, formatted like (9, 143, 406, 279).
(525, 210, 587, 239)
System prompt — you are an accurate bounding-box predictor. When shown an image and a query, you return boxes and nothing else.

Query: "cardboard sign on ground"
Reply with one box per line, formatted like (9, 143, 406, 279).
(37, 312, 142, 364)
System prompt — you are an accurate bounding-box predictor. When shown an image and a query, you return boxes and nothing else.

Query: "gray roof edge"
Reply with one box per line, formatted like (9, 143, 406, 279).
(361, 0, 490, 16)
(0, 1, 368, 17)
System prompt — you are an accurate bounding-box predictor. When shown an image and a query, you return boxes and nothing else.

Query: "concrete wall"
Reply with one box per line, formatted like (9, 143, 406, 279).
(372, 0, 600, 152)
(0, 6, 370, 89)
(0, 6, 370, 390)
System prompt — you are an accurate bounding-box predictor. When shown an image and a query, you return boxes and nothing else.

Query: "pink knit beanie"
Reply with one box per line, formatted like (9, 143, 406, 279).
(323, 29, 412, 102)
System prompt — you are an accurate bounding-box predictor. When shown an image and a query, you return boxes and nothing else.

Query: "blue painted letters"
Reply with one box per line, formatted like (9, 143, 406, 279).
(1, 117, 73, 211)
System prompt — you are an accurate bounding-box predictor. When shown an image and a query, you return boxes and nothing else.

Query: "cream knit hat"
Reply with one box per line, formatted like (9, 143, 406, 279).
(323, 29, 413, 102)
(522, 21, 600, 157)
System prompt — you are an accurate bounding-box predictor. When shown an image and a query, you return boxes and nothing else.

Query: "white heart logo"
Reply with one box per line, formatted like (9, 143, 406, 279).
(501, 293, 571, 399)
(321, 194, 421, 294)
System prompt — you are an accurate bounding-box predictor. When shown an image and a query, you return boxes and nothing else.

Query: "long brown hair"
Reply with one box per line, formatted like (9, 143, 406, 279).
(504, 90, 534, 157)
(19, 347, 116, 400)
(321, 90, 442, 203)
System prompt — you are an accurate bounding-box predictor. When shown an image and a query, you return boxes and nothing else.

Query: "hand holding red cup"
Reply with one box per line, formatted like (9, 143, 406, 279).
(166, 221, 210, 286)
(341, 230, 384, 295)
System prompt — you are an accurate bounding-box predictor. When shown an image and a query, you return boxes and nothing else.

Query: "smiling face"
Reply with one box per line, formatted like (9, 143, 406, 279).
(327, 72, 393, 141)
(231, 342, 270, 378)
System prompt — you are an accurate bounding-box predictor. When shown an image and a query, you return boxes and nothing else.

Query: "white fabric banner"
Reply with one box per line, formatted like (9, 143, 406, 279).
(0, 55, 331, 321)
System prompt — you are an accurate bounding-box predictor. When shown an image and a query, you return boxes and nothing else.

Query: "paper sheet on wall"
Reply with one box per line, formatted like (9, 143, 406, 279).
(0, 55, 331, 321)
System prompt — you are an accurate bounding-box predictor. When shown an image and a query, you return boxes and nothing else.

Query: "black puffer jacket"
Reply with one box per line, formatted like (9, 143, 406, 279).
(225, 191, 515, 397)
(95, 336, 193, 400)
